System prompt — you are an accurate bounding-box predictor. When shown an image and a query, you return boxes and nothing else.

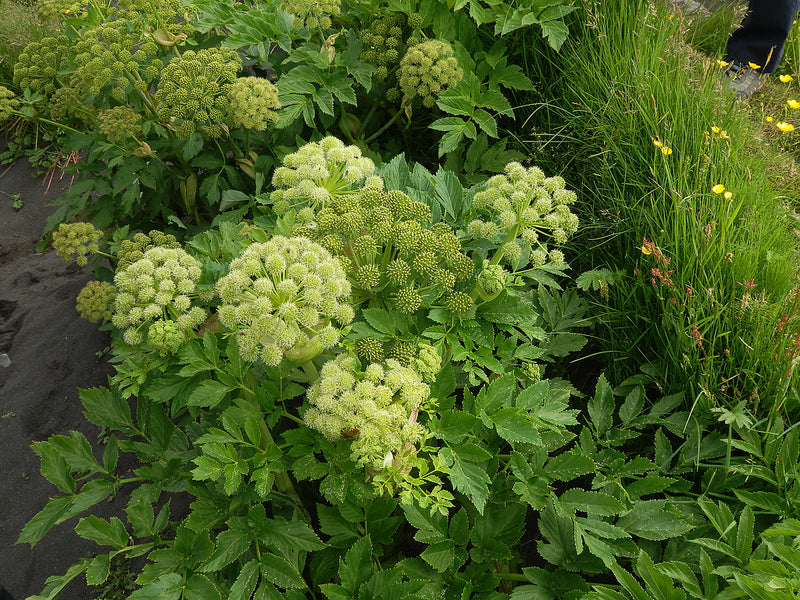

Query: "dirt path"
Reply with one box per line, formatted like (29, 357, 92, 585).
(0, 144, 114, 600)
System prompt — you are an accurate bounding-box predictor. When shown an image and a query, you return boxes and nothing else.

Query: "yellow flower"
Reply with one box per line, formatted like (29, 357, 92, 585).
(766, 116, 774, 122)
(723, 191, 733, 200)
(652, 139, 663, 148)
(641, 245, 652, 255)
(748, 61, 762, 70)
(711, 126, 720, 133)
(777, 121, 796, 132)
(716, 60, 730, 68)
(719, 130, 730, 139)
(788, 99, 800, 109)
(712, 184, 725, 194)
(779, 74, 794, 83)
(660, 146, 673, 155)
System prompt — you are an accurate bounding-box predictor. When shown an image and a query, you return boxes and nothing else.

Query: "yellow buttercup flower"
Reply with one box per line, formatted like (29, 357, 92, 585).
(787, 99, 800, 109)
(748, 61, 762, 70)
(780, 74, 794, 83)
(723, 191, 733, 200)
(777, 121, 795, 132)
(711, 126, 720, 133)
(641, 245, 652, 255)
(652, 139, 663, 148)
(660, 146, 673, 155)
(712, 184, 725, 194)
(716, 60, 730, 68)
(766, 116, 774, 122)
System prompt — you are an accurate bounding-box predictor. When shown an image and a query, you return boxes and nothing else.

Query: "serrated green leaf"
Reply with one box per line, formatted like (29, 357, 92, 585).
(32, 442, 76, 494)
(431, 411, 479, 442)
(586, 374, 616, 436)
(733, 489, 790, 515)
(619, 386, 645, 424)
(435, 95, 474, 116)
(338, 535, 373, 593)
(491, 408, 543, 444)
(442, 448, 490, 514)
(80, 386, 134, 432)
(182, 132, 204, 161)
(187, 379, 233, 408)
(47, 432, 101, 473)
(75, 516, 129, 549)
(617, 500, 693, 541)
(260, 552, 307, 589)
(557, 489, 624, 517)
(471, 109, 498, 137)
(86, 553, 111, 586)
(199, 529, 251, 572)
(421, 539, 455, 572)
(261, 518, 326, 552)
(546, 449, 595, 481)
(474, 372, 517, 414)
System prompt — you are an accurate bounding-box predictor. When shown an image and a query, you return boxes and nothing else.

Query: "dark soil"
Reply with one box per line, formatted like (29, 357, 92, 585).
(0, 145, 115, 600)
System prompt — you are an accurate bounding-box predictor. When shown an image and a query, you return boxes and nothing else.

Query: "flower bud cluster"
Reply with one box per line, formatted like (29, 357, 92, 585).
(37, 0, 87, 22)
(76, 281, 117, 323)
(52, 222, 104, 266)
(398, 39, 463, 108)
(281, 0, 340, 29)
(155, 47, 241, 138)
(116, 230, 181, 272)
(270, 137, 378, 214)
(98, 106, 143, 144)
(216, 236, 353, 366)
(304, 354, 429, 468)
(112, 247, 205, 352)
(227, 76, 281, 131)
(0, 87, 19, 122)
(297, 185, 473, 312)
(359, 13, 406, 79)
(467, 161, 579, 268)
(14, 36, 74, 99)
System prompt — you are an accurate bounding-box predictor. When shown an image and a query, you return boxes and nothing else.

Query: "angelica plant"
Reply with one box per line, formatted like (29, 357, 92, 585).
(216, 236, 353, 366)
(76, 280, 116, 323)
(304, 354, 429, 469)
(466, 161, 579, 271)
(398, 39, 463, 108)
(281, 0, 340, 30)
(51, 222, 104, 266)
(296, 181, 474, 312)
(0, 86, 19, 122)
(270, 136, 380, 214)
(155, 47, 241, 138)
(98, 106, 143, 145)
(112, 247, 206, 353)
(226, 76, 281, 131)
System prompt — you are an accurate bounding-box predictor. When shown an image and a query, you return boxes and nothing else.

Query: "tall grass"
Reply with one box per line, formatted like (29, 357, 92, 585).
(515, 0, 800, 417)
(0, 0, 45, 88)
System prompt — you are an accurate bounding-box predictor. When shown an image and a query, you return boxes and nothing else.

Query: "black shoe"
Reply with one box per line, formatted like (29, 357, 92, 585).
(724, 61, 766, 100)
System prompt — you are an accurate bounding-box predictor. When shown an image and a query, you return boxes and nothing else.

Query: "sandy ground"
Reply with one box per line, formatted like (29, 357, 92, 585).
(0, 143, 114, 600)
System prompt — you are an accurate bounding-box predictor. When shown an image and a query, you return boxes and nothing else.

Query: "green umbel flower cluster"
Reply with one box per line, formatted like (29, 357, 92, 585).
(359, 13, 406, 80)
(227, 77, 281, 131)
(155, 48, 241, 138)
(76, 281, 116, 323)
(37, 0, 88, 22)
(305, 354, 429, 468)
(14, 36, 74, 99)
(398, 39, 463, 108)
(216, 236, 354, 366)
(98, 106, 143, 144)
(281, 0, 340, 29)
(116, 230, 181, 272)
(270, 137, 379, 214)
(297, 185, 473, 312)
(112, 247, 205, 351)
(467, 162, 579, 267)
(73, 22, 159, 99)
(0, 86, 18, 122)
(52, 222, 104, 266)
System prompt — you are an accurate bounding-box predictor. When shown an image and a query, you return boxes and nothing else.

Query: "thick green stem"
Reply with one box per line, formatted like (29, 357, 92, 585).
(363, 107, 405, 144)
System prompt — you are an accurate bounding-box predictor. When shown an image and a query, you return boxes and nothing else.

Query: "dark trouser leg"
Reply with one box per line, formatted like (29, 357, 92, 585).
(726, 0, 800, 72)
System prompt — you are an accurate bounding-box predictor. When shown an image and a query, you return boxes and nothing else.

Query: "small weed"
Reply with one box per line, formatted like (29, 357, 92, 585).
(1, 411, 15, 419)
(11, 194, 22, 210)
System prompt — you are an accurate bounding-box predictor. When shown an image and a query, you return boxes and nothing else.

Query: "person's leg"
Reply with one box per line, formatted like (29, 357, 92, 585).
(726, 0, 800, 72)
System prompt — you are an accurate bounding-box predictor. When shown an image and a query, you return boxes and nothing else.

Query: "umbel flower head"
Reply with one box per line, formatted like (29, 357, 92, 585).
(281, 0, 340, 29)
(227, 76, 281, 131)
(359, 12, 407, 76)
(76, 281, 117, 323)
(270, 136, 380, 214)
(398, 39, 463, 108)
(155, 47, 241, 138)
(304, 354, 429, 468)
(98, 106, 143, 145)
(216, 236, 354, 366)
(115, 230, 182, 272)
(112, 247, 206, 352)
(52, 222, 104, 266)
(14, 35, 75, 99)
(467, 161, 579, 268)
(0, 86, 19, 123)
